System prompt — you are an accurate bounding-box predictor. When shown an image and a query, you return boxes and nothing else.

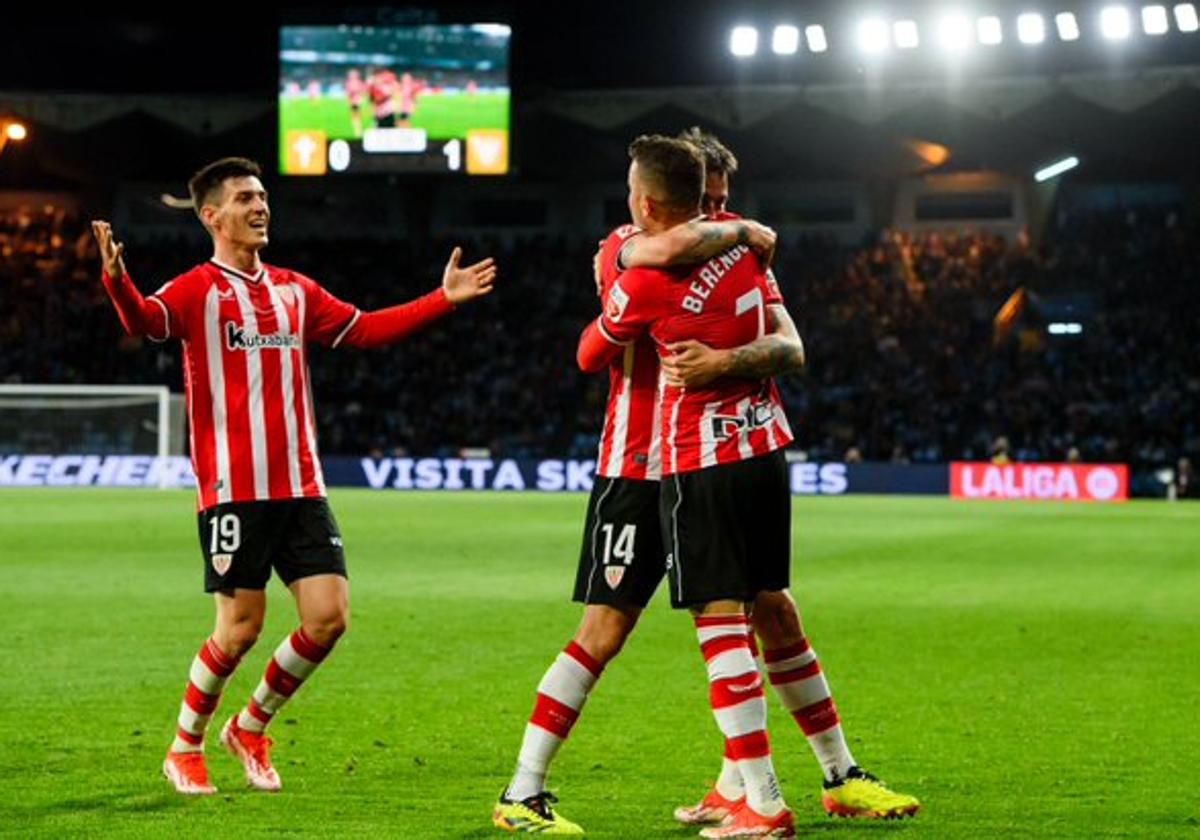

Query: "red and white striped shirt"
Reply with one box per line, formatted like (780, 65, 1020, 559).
(151, 260, 356, 510)
(596, 245, 793, 475)
(594, 225, 662, 481)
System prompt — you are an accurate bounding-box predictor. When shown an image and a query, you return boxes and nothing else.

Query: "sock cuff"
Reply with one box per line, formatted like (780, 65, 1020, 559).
(564, 641, 603, 678)
(202, 637, 240, 675)
(291, 628, 332, 662)
(762, 639, 812, 664)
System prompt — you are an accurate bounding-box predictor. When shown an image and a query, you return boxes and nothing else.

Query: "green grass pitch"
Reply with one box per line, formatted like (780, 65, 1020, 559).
(1, 490, 1197, 838)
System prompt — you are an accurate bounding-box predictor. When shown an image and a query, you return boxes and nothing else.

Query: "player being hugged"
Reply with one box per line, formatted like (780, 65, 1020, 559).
(92, 156, 496, 796)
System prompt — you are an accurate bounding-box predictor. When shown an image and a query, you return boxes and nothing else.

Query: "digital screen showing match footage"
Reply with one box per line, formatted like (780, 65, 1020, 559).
(279, 24, 511, 176)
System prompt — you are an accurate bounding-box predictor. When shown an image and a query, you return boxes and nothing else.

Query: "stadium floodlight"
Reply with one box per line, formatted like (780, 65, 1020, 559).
(5, 122, 26, 141)
(805, 24, 829, 52)
(978, 16, 1004, 44)
(937, 14, 973, 50)
(1142, 4, 1170, 33)
(1175, 3, 1199, 30)
(772, 24, 800, 54)
(1018, 13, 1047, 43)
(1055, 12, 1081, 40)
(894, 19, 921, 48)
(1101, 6, 1133, 38)
(1035, 155, 1080, 182)
(730, 26, 759, 57)
(1048, 322, 1084, 335)
(858, 18, 891, 53)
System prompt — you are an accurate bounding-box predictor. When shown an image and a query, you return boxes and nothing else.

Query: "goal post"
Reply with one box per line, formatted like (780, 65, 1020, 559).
(0, 384, 178, 488)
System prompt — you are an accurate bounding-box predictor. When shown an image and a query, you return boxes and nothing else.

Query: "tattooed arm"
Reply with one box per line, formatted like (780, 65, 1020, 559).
(662, 304, 805, 388)
(619, 218, 776, 270)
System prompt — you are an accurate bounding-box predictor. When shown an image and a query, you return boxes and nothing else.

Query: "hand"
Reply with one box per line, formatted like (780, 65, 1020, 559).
(662, 339, 730, 388)
(91, 220, 127, 278)
(441, 247, 497, 305)
(744, 220, 777, 267)
(592, 241, 604, 297)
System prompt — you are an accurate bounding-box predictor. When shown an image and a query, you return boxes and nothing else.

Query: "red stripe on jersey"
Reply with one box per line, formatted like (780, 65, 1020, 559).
(768, 660, 823, 686)
(792, 697, 840, 736)
(290, 629, 330, 663)
(762, 640, 811, 664)
(726, 731, 771, 761)
(184, 682, 220, 715)
(264, 659, 302, 697)
(563, 641, 602, 678)
(529, 693, 580, 739)
(175, 726, 204, 745)
(710, 674, 765, 710)
(701, 634, 753, 663)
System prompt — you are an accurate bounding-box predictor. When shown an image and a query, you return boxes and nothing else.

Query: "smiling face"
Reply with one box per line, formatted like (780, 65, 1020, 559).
(200, 175, 270, 251)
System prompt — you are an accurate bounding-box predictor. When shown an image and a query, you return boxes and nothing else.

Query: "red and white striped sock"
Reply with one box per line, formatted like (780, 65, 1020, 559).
(763, 639, 857, 781)
(506, 641, 603, 802)
(698, 615, 786, 817)
(236, 629, 332, 734)
(171, 637, 240, 754)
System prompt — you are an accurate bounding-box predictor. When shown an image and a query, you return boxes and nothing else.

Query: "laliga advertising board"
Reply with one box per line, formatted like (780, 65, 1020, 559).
(951, 462, 1129, 502)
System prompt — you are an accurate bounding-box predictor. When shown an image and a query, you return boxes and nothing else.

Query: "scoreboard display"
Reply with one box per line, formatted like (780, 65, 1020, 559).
(279, 24, 510, 176)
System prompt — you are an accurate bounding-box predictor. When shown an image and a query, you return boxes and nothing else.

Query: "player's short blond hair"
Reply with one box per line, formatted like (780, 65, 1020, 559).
(627, 135, 704, 214)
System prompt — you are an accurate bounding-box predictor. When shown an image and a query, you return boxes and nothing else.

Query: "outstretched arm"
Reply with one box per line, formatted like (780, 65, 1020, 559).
(339, 247, 496, 348)
(620, 218, 776, 270)
(662, 304, 804, 388)
(92, 220, 169, 340)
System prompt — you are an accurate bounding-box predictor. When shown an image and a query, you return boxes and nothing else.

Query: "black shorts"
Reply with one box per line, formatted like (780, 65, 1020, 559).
(660, 450, 791, 609)
(376, 113, 396, 128)
(572, 477, 666, 609)
(198, 499, 347, 593)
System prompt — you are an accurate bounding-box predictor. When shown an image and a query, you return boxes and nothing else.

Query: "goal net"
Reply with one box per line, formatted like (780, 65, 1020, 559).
(0, 384, 182, 488)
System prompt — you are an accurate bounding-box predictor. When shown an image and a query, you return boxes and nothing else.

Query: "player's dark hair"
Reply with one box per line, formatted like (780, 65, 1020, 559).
(627, 135, 704, 215)
(678, 126, 739, 176)
(187, 157, 263, 216)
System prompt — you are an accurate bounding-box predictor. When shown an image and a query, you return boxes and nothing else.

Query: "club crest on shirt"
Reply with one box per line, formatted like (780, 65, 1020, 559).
(277, 285, 295, 307)
(211, 553, 232, 576)
(605, 565, 626, 589)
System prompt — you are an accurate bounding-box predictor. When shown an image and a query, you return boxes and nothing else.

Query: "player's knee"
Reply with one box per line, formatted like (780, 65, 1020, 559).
(218, 618, 263, 657)
(751, 589, 804, 646)
(303, 608, 349, 648)
(576, 610, 637, 665)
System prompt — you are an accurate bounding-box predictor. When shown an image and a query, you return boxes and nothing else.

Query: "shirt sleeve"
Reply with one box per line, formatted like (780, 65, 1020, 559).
(598, 267, 661, 345)
(295, 273, 360, 347)
(148, 271, 199, 342)
(761, 268, 784, 306)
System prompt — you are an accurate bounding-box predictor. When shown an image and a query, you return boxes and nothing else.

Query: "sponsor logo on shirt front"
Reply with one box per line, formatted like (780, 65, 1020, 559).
(225, 322, 301, 351)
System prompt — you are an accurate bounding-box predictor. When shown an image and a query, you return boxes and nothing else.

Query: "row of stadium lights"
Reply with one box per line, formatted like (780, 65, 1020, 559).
(730, 4, 1200, 55)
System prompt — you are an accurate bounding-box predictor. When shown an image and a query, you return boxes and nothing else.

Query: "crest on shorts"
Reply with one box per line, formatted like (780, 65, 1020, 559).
(211, 553, 233, 576)
(605, 565, 626, 589)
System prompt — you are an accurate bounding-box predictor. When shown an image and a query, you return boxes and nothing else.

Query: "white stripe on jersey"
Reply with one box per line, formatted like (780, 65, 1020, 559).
(773, 401, 793, 442)
(667, 395, 682, 475)
(263, 276, 304, 498)
(293, 284, 327, 495)
(203, 287, 233, 505)
(699, 401, 721, 469)
(645, 370, 664, 481)
(735, 398, 755, 461)
(225, 273, 271, 500)
(603, 346, 635, 476)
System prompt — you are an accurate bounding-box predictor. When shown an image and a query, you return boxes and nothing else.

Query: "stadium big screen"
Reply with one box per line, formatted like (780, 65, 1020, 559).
(279, 23, 510, 176)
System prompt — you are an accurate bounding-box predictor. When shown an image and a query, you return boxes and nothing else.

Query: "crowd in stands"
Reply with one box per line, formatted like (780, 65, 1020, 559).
(2, 202, 1196, 481)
